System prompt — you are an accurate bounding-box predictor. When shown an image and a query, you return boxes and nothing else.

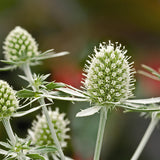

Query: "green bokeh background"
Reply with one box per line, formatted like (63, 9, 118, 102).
(0, 0, 160, 159)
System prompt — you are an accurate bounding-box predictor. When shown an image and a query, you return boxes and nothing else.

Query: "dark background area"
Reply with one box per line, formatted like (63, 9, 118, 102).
(0, 0, 160, 159)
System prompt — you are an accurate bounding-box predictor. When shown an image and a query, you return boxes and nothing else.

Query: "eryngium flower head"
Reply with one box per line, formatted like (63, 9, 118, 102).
(3, 26, 39, 62)
(82, 41, 135, 105)
(28, 108, 70, 148)
(0, 80, 19, 119)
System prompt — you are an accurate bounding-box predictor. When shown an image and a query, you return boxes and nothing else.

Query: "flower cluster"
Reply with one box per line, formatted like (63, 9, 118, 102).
(3, 26, 39, 62)
(28, 108, 70, 148)
(0, 80, 19, 119)
(82, 41, 135, 105)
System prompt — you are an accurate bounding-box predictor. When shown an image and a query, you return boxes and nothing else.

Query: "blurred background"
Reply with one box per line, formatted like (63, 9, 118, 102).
(0, 0, 160, 159)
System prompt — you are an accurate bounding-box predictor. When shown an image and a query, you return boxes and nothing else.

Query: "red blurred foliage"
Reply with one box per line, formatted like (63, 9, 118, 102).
(51, 62, 83, 88)
(138, 55, 160, 97)
(73, 154, 93, 160)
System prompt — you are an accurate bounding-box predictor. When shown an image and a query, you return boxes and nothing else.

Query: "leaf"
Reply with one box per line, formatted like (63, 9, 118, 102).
(0, 60, 17, 65)
(18, 97, 40, 109)
(56, 87, 87, 98)
(26, 154, 46, 160)
(16, 89, 39, 98)
(42, 94, 88, 102)
(76, 106, 101, 117)
(126, 97, 160, 104)
(0, 65, 17, 71)
(18, 75, 29, 82)
(34, 51, 69, 61)
(141, 64, 160, 79)
(32, 146, 57, 154)
(66, 84, 88, 95)
(46, 82, 66, 90)
(0, 149, 8, 155)
(118, 103, 160, 112)
(0, 141, 11, 149)
(142, 64, 158, 73)
(13, 105, 42, 117)
(138, 71, 160, 81)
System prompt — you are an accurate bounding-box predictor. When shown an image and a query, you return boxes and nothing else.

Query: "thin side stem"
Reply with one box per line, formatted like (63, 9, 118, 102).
(22, 63, 65, 160)
(40, 98, 65, 160)
(94, 106, 108, 160)
(131, 117, 159, 160)
(2, 118, 16, 145)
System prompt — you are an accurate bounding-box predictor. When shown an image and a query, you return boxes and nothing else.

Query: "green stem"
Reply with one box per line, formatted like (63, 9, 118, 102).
(40, 98, 65, 160)
(2, 118, 16, 145)
(22, 64, 65, 160)
(131, 117, 159, 160)
(94, 106, 108, 160)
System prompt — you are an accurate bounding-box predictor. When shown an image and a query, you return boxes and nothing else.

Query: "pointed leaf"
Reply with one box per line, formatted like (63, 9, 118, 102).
(0, 60, 16, 65)
(46, 82, 66, 90)
(0, 149, 8, 155)
(18, 75, 29, 82)
(118, 103, 160, 112)
(42, 94, 88, 102)
(56, 87, 87, 98)
(76, 106, 101, 117)
(26, 154, 46, 160)
(35, 51, 69, 61)
(0, 141, 11, 149)
(13, 105, 42, 117)
(16, 89, 39, 98)
(33, 146, 57, 154)
(138, 71, 160, 81)
(0, 65, 17, 71)
(126, 97, 160, 104)
(18, 97, 40, 109)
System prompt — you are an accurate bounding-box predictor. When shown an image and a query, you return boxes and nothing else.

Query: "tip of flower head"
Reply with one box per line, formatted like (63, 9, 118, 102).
(82, 41, 135, 106)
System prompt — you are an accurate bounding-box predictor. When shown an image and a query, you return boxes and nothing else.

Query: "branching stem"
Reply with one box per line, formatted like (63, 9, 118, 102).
(22, 63, 65, 160)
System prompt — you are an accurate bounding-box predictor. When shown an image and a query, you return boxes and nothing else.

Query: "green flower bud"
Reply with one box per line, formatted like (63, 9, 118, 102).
(82, 41, 135, 105)
(28, 108, 70, 148)
(3, 26, 39, 62)
(0, 80, 19, 119)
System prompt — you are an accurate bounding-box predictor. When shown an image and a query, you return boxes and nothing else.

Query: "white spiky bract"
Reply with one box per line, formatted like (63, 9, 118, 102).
(3, 26, 39, 62)
(82, 41, 135, 105)
(28, 108, 70, 148)
(0, 80, 19, 119)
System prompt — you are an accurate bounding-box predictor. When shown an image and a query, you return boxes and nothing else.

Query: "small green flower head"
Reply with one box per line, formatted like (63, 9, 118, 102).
(3, 26, 39, 62)
(28, 108, 70, 148)
(82, 41, 135, 105)
(0, 80, 19, 119)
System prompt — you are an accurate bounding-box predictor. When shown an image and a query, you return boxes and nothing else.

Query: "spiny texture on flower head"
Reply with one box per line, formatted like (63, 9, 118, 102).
(0, 80, 19, 119)
(28, 108, 70, 148)
(3, 26, 39, 62)
(82, 41, 135, 105)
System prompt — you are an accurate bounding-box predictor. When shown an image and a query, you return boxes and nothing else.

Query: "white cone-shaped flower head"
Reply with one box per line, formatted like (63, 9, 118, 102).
(0, 80, 19, 119)
(83, 41, 135, 105)
(3, 26, 39, 62)
(28, 108, 70, 148)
